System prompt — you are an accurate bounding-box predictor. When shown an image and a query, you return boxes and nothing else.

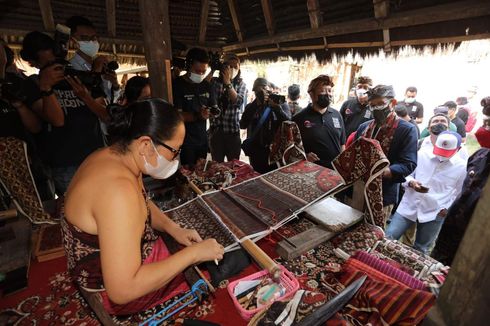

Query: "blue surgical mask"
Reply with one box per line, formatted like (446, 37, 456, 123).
(78, 40, 100, 58)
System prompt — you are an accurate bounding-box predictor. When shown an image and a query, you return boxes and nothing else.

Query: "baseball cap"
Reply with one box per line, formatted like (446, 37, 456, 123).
(433, 131, 461, 158)
(366, 85, 395, 101)
(434, 105, 449, 115)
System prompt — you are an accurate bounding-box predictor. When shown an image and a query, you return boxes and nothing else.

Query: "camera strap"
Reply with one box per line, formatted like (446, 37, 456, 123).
(249, 106, 271, 141)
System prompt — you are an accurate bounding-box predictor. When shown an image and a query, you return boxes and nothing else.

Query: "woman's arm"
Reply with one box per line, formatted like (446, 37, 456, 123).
(95, 181, 223, 305)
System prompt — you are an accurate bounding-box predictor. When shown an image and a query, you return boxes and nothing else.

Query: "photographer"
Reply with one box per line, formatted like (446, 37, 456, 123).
(240, 78, 290, 173)
(173, 48, 216, 167)
(66, 16, 120, 105)
(209, 53, 247, 162)
(21, 31, 106, 194)
(0, 42, 41, 138)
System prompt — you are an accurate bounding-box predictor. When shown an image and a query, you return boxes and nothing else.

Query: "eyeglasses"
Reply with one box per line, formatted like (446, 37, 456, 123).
(154, 140, 181, 160)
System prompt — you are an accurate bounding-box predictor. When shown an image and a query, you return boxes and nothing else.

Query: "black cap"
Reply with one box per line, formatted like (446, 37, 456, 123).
(367, 85, 395, 101)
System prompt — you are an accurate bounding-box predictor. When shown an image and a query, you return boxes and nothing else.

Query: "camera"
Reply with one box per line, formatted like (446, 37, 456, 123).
(0, 73, 28, 102)
(208, 105, 221, 117)
(267, 91, 286, 105)
(209, 51, 224, 71)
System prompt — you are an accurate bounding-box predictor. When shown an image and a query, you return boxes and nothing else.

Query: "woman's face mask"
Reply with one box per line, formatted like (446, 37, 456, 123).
(143, 141, 179, 179)
(316, 94, 331, 108)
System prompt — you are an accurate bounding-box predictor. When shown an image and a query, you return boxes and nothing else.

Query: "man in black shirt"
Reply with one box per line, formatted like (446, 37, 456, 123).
(173, 48, 216, 167)
(21, 31, 106, 194)
(339, 76, 373, 137)
(399, 86, 424, 124)
(294, 75, 346, 169)
(394, 103, 420, 138)
(445, 101, 466, 142)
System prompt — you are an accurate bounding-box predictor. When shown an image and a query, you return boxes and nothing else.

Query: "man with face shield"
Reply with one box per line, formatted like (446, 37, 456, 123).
(209, 53, 247, 163)
(385, 131, 467, 254)
(355, 85, 418, 223)
(340, 76, 373, 137)
(240, 78, 291, 173)
(293, 74, 346, 168)
(173, 48, 216, 167)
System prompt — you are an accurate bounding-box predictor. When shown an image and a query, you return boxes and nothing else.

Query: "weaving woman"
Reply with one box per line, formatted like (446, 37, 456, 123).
(61, 98, 224, 315)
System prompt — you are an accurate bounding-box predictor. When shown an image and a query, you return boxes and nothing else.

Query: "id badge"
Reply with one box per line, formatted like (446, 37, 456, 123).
(412, 105, 417, 112)
(364, 110, 372, 119)
(332, 117, 341, 129)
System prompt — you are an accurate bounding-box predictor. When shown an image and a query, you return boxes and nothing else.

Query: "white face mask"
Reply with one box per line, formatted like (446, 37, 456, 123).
(143, 142, 179, 179)
(356, 88, 368, 98)
(405, 97, 416, 104)
(78, 40, 100, 58)
(436, 155, 450, 162)
(231, 68, 239, 79)
(189, 72, 206, 84)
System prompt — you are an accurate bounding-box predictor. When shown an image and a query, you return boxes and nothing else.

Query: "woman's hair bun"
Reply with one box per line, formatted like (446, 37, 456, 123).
(107, 103, 132, 139)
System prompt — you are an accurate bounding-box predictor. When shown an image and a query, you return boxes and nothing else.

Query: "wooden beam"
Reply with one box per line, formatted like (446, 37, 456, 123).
(227, 0, 243, 42)
(138, 0, 173, 102)
(223, 0, 490, 52)
(38, 0, 55, 31)
(106, 0, 116, 37)
(373, 0, 389, 19)
(383, 29, 391, 52)
(307, 0, 323, 29)
(198, 0, 210, 45)
(423, 178, 490, 325)
(232, 33, 490, 56)
(260, 0, 275, 36)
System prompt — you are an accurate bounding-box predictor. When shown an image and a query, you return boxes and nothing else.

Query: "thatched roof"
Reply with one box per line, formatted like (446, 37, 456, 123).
(1, 0, 489, 65)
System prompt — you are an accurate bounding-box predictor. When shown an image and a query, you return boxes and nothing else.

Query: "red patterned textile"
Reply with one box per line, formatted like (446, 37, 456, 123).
(332, 137, 389, 227)
(351, 251, 426, 290)
(337, 268, 435, 326)
(268, 121, 306, 167)
(361, 111, 400, 155)
(101, 238, 189, 315)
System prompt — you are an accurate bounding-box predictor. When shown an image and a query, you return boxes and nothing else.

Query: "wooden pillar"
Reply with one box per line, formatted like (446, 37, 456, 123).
(423, 177, 490, 325)
(307, 0, 323, 29)
(138, 0, 173, 102)
(38, 0, 55, 31)
(106, 0, 116, 37)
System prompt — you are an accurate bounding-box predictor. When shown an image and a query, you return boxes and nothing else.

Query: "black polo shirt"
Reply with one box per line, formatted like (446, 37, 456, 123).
(451, 116, 467, 138)
(339, 98, 372, 137)
(400, 100, 424, 120)
(293, 104, 346, 168)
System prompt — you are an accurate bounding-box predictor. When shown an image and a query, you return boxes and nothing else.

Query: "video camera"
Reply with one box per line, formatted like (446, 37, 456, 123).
(267, 91, 286, 105)
(209, 51, 227, 71)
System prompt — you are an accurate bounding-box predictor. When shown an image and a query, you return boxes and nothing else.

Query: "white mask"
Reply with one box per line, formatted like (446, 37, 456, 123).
(231, 68, 239, 80)
(356, 88, 368, 98)
(143, 142, 179, 179)
(78, 40, 100, 58)
(405, 97, 416, 104)
(189, 72, 206, 84)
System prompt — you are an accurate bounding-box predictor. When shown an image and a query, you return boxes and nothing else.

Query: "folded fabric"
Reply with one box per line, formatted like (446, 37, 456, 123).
(338, 267, 436, 326)
(342, 258, 406, 288)
(351, 251, 426, 290)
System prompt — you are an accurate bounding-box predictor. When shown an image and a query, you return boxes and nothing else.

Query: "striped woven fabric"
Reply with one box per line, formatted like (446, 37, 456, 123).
(352, 251, 426, 290)
(339, 266, 436, 326)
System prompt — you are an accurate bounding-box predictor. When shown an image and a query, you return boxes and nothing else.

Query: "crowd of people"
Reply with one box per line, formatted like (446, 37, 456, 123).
(1, 15, 490, 315)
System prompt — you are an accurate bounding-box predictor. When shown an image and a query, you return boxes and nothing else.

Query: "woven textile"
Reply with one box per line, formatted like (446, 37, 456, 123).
(361, 112, 399, 155)
(351, 251, 425, 290)
(332, 136, 389, 228)
(0, 137, 55, 224)
(338, 269, 435, 326)
(268, 121, 306, 167)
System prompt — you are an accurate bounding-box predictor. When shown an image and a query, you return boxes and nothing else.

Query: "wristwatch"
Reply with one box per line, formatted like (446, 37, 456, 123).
(223, 83, 233, 91)
(40, 88, 54, 97)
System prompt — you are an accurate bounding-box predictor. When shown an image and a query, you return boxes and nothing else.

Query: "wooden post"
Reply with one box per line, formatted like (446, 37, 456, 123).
(260, 0, 275, 36)
(423, 178, 490, 325)
(38, 0, 55, 31)
(198, 0, 210, 45)
(106, 0, 116, 37)
(227, 0, 244, 42)
(138, 0, 173, 102)
(307, 0, 323, 29)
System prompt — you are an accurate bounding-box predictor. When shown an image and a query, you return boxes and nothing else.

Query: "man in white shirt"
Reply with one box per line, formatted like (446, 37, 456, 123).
(385, 131, 467, 254)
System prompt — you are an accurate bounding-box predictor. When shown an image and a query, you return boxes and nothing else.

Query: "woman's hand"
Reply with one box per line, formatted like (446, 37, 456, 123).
(170, 226, 202, 246)
(191, 238, 224, 263)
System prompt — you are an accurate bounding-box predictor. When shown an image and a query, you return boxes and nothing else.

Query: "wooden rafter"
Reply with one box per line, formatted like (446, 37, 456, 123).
(260, 0, 275, 36)
(373, 0, 389, 19)
(227, 0, 243, 42)
(106, 0, 116, 37)
(223, 0, 490, 52)
(38, 0, 55, 31)
(198, 0, 210, 44)
(307, 0, 323, 29)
